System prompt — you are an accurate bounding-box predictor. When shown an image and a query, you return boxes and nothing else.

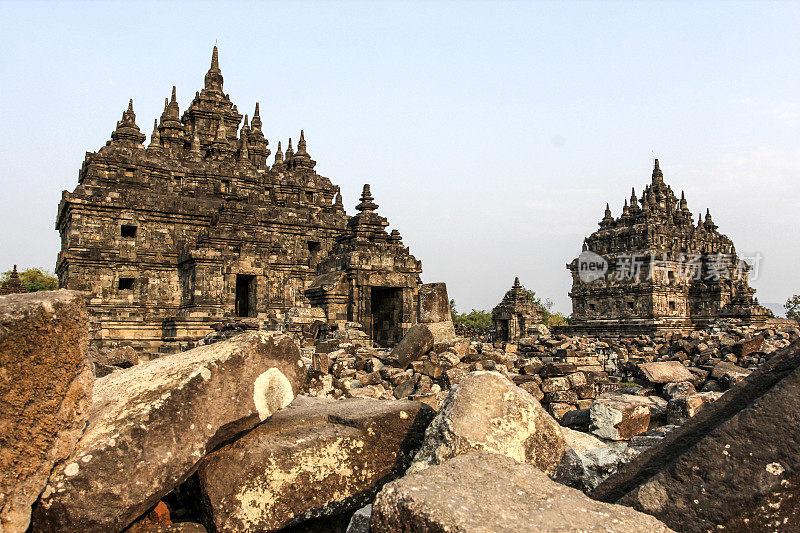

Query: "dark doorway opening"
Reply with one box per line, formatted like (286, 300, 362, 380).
(498, 319, 510, 342)
(235, 275, 255, 317)
(370, 287, 403, 347)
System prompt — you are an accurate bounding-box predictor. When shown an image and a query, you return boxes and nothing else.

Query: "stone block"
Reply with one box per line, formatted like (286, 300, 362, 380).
(193, 397, 434, 532)
(0, 291, 92, 533)
(590, 393, 653, 441)
(409, 372, 566, 475)
(392, 322, 456, 368)
(666, 391, 722, 425)
(371, 451, 674, 532)
(417, 282, 450, 323)
(636, 361, 695, 384)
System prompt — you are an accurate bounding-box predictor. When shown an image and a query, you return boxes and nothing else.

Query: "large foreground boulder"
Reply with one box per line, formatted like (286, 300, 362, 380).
(409, 371, 567, 475)
(192, 396, 434, 532)
(592, 339, 800, 532)
(0, 291, 92, 533)
(371, 451, 674, 532)
(31, 331, 305, 533)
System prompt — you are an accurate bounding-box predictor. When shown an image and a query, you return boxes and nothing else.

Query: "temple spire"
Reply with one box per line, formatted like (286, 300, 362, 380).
(110, 98, 145, 146)
(285, 138, 294, 162)
(211, 45, 219, 70)
(297, 130, 307, 154)
(251, 102, 262, 130)
(149, 119, 161, 150)
(356, 184, 379, 213)
(513, 276, 521, 289)
(292, 130, 316, 170)
(273, 140, 284, 168)
(652, 158, 663, 182)
(204, 45, 224, 92)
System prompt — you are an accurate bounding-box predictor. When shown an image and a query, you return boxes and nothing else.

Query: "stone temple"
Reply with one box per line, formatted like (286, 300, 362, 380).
(566, 159, 770, 335)
(56, 47, 423, 356)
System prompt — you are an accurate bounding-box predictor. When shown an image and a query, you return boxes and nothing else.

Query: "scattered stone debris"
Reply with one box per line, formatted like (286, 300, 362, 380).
(592, 338, 800, 532)
(4, 287, 800, 533)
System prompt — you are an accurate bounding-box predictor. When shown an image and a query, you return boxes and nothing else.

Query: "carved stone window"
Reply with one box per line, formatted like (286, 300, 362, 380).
(121, 225, 137, 238)
(118, 278, 135, 291)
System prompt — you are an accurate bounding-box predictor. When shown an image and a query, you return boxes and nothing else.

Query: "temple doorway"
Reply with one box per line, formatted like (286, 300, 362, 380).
(370, 287, 403, 347)
(235, 274, 255, 317)
(497, 319, 510, 342)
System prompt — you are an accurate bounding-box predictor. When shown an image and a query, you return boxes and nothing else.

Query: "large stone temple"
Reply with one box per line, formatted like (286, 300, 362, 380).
(566, 159, 770, 335)
(56, 47, 423, 356)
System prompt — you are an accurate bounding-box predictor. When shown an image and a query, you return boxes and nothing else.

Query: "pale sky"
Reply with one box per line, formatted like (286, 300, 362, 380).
(1, 0, 798, 315)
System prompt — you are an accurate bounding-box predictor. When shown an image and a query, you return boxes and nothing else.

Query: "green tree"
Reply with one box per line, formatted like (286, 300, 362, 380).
(523, 287, 569, 327)
(1, 267, 59, 292)
(786, 294, 800, 321)
(449, 299, 493, 331)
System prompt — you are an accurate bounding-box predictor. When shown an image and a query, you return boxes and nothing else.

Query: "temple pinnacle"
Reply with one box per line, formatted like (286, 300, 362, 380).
(356, 184, 378, 213)
(171, 86, 177, 102)
(127, 99, 134, 113)
(211, 45, 219, 70)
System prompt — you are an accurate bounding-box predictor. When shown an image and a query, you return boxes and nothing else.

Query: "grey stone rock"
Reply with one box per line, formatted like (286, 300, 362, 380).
(31, 331, 305, 533)
(371, 451, 674, 532)
(417, 283, 450, 323)
(666, 391, 722, 425)
(560, 427, 638, 491)
(344, 504, 371, 533)
(636, 361, 695, 384)
(409, 371, 567, 475)
(0, 291, 92, 533)
(391, 322, 456, 368)
(590, 393, 655, 441)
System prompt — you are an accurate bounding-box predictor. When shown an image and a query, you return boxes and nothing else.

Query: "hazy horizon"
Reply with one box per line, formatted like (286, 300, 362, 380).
(1, 1, 798, 317)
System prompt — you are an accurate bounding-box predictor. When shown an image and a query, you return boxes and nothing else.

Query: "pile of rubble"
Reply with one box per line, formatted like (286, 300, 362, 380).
(4, 289, 800, 533)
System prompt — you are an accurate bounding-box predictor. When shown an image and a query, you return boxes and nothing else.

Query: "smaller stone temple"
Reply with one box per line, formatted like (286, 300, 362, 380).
(305, 185, 422, 347)
(491, 277, 542, 342)
(0, 265, 24, 295)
